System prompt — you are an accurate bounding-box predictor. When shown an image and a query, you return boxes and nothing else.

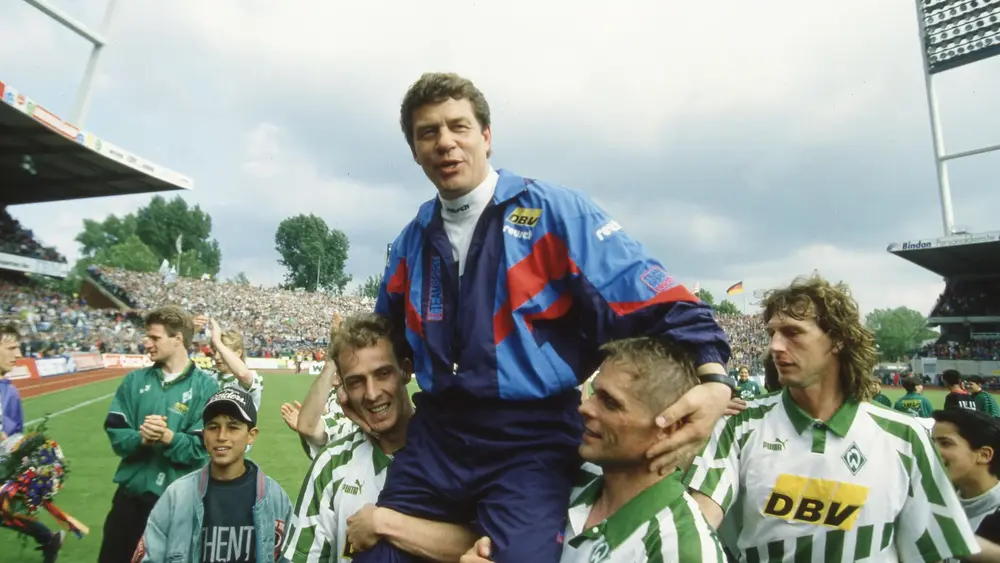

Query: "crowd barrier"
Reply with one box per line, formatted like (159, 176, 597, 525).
(11, 351, 111, 380)
(102, 354, 154, 370)
(11, 354, 324, 380)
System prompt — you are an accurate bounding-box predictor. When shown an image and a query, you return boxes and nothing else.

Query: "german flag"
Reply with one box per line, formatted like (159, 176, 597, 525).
(726, 281, 744, 295)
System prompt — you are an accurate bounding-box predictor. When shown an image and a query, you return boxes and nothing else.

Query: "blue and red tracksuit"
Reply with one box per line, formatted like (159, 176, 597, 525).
(357, 169, 731, 563)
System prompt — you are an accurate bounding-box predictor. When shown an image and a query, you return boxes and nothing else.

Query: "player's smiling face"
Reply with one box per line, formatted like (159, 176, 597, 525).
(766, 310, 840, 390)
(739, 367, 749, 381)
(339, 338, 411, 436)
(577, 362, 659, 468)
(410, 97, 491, 199)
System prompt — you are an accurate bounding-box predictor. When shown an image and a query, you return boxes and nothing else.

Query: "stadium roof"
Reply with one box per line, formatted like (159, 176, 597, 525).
(0, 79, 193, 205)
(887, 231, 1000, 278)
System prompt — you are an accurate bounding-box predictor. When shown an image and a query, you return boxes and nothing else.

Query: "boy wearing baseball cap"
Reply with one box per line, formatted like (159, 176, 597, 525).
(132, 388, 293, 563)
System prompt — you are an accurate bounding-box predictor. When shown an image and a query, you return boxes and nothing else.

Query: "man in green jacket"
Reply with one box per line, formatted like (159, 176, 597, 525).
(968, 375, 1000, 417)
(98, 305, 218, 563)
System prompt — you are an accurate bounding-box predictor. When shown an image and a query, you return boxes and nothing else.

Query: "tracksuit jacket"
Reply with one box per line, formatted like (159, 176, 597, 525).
(104, 362, 219, 497)
(377, 168, 732, 402)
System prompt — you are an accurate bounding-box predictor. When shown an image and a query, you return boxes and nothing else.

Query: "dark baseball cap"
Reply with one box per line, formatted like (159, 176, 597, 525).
(203, 388, 257, 427)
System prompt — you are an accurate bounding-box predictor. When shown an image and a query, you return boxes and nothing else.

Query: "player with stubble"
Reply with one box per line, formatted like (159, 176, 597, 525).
(98, 305, 218, 563)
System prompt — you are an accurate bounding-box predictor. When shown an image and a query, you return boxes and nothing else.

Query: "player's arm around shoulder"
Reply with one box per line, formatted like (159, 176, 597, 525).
(682, 407, 751, 526)
(669, 492, 728, 562)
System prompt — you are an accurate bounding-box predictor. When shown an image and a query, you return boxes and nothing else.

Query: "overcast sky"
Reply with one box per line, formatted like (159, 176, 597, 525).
(3, 0, 1000, 315)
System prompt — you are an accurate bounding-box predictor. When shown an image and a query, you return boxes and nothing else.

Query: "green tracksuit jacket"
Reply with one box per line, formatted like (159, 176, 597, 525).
(103, 362, 219, 497)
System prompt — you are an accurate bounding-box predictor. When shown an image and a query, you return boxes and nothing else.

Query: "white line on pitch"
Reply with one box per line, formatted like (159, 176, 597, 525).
(25, 392, 115, 427)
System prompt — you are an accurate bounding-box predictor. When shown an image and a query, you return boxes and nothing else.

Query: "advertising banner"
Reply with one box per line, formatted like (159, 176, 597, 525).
(71, 352, 104, 372)
(8, 358, 37, 380)
(246, 358, 282, 370)
(0, 251, 71, 278)
(102, 354, 153, 369)
(35, 358, 69, 378)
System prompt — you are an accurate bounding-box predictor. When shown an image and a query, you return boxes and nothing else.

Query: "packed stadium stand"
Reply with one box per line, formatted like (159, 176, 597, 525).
(889, 231, 1000, 379)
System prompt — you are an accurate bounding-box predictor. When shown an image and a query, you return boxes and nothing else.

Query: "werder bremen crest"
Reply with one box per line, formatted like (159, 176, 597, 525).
(841, 442, 867, 475)
(589, 536, 611, 563)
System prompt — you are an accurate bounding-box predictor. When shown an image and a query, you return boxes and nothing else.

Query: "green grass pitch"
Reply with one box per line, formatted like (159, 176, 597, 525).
(0, 378, 947, 562)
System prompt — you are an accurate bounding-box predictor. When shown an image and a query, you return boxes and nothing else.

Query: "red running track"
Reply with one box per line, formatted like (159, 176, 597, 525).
(13, 368, 129, 399)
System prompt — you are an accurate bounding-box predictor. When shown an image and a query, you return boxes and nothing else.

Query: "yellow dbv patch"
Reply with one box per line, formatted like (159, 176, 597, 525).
(761, 474, 868, 531)
(506, 207, 542, 228)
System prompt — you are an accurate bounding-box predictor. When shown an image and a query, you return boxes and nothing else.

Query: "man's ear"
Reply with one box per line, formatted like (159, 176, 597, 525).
(247, 427, 259, 445)
(400, 358, 414, 382)
(978, 445, 995, 467)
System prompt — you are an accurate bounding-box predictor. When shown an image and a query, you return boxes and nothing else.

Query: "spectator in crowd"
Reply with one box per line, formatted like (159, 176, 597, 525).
(715, 314, 767, 373)
(944, 368, 979, 411)
(1, 277, 144, 357)
(98, 305, 218, 563)
(736, 365, 760, 401)
(96, 268, 373, 353)
(931, 277, 1000, 318)
(894, 376, 934, 418)
(969, 375, 1000, 417)
(932, 408, 1000, 545)
(0, 324, 65, 562)
(133, 388, 292, 563)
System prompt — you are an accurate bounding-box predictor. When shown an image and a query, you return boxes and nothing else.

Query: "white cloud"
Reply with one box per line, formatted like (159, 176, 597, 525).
(0, 0, 994, 318)
(141, 0, 925, 146)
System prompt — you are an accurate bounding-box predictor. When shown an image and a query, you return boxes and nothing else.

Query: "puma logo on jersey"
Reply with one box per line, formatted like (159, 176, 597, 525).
(763, 474, 868, 531)
(342, 479, 364, 495)
(763, 439, 787, 452)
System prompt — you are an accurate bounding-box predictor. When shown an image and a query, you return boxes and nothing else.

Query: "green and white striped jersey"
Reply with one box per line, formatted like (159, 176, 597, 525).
(301, 389, 349, 460)
(683, 389, 979, 562)
(283, 425, 393, 563)
(560, 463, 726, 562)
(205, 368, 263, 410)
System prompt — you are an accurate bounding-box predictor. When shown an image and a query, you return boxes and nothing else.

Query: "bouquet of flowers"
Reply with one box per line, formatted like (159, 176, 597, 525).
(0, 421, 87, 538)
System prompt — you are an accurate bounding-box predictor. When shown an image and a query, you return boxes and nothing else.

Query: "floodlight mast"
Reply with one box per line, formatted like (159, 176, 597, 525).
(20, 0, 120, 128)
(913, 0, 1000, 237)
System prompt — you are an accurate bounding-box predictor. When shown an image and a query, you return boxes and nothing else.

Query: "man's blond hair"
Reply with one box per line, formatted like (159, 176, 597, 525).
(329, 314, 399, 374)
(599, 338, 699, 414)
(219, 330, 246, 361)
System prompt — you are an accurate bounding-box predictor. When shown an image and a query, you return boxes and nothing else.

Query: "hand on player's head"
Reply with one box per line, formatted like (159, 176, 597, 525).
(646, 381, 731, 475)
